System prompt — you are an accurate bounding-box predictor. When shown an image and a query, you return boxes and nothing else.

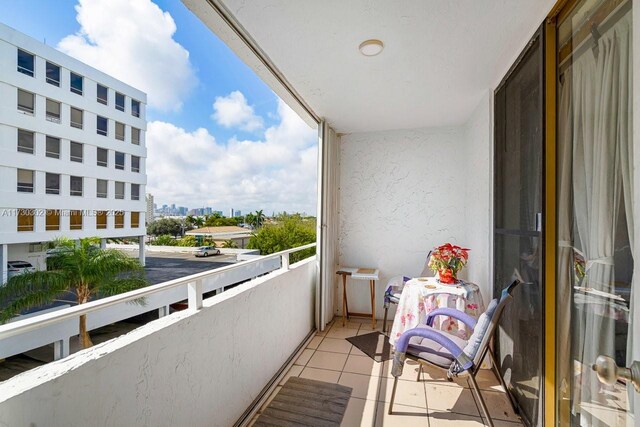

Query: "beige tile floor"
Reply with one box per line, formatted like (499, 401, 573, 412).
(250, 317, 524, 426)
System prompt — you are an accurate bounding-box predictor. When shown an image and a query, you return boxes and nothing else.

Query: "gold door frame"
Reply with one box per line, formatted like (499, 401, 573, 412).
(544, 0, 578, 425)
(543, 0, 628, 424)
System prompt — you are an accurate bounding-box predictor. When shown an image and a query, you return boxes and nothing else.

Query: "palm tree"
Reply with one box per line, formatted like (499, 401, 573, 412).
(194, 216, 205, 228)
(255, 210, 266, 228)
(0, 237, 147, 349)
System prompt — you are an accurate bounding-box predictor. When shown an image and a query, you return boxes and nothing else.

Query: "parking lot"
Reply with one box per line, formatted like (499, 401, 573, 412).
(143, 252, 237, 284)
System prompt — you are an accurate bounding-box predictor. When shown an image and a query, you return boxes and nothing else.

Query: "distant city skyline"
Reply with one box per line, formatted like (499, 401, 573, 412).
(152, 201, 309, 218)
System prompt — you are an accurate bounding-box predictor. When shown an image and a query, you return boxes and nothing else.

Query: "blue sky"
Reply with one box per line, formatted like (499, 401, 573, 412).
(1, 0, 318, 215)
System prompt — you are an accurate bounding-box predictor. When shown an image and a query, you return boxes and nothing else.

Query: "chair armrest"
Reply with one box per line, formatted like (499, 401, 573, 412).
(391, 327, 473, 377)
(425, 308, 477, 329)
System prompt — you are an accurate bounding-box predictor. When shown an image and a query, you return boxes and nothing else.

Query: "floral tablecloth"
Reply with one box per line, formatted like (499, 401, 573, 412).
(388, 277, 485, 347)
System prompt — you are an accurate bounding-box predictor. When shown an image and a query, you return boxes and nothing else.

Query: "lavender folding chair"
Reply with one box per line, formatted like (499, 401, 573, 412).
(382, 251, 432, 333)
(389, 279, 522, 427)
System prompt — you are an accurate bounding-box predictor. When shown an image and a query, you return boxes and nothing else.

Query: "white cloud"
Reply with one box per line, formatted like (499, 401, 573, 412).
(212, 91, 264, 132)
(146, 97, 318, 215)
(57, 0, 196, 111)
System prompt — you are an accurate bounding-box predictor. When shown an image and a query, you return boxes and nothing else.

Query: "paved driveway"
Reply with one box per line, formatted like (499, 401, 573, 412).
(143, 253, 237, 284)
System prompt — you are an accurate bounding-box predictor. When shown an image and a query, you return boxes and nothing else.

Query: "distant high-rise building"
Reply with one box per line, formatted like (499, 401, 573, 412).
(234, 210, 242, 218)
(229, 208, 234, 218)
(146, 194, 154, 224)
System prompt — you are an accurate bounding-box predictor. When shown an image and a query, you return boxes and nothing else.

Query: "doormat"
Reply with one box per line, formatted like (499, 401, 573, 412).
(346, 331, 393, 362)
(254, 377, 352, 426)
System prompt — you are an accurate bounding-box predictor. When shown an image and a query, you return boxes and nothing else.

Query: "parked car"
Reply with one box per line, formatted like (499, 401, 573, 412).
(7, 261, 36, 279)
(194, 246, 220, 257)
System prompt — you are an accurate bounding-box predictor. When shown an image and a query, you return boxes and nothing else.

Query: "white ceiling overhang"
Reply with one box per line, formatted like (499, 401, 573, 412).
(184, 0, 557, 133)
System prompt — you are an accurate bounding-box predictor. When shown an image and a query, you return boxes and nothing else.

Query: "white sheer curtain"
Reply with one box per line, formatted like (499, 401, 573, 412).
(557, 71, 573, 402)
(567, 12, 633, 425)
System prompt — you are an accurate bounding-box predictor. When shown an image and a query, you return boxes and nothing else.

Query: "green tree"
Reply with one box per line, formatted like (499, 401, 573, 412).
(147, 218, 183, 237)
(255, 209, 266, 228)
(0, 238, 147, 348)
(247, 215, 316, 263)
(204, 216, 241, 227)
(245, 212, 257, 228)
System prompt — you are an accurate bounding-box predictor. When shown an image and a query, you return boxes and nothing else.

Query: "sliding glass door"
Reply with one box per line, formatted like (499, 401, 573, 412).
(554, 0, 636, 425)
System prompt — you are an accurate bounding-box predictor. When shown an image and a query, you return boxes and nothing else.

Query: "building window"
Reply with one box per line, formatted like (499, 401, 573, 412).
(46, 99, 61, 123)
(46, 210, 60, 231)
(131, 156, 140, 173)
(96, 211, 107, 229)
(70, 176, 83, 196)
(97, 84, 108, 105)
(96, 179, 108, 198)
(131, 99, 140, 117)
(115, 152, 125, 170)
(115, 122, 125, 141)
(70, 107, 83, 129)
(70, 141, 83, 163)
(70, 210, 83, 230)
(17, 209, 35, 232)
(115, 92, 125, 112)
(17, 129, 34, 154)
(131, 127, 141, 145)
(114, 211, 124, 229)
(46, 62, 60, 86)
(17, 49, 34, 77)
(115, 181, 125, 199)
(46, 136, 60, 159)
(97, 147, 108, 167)
(131, 211, 140, 228)
(17, 169, 34, 193)
(17, 89, 35, 115)
(70, 72, 83, 95)
(97, 116, 108, 136)
(45, 173, 60, 195)
(131, 184, 140, 200)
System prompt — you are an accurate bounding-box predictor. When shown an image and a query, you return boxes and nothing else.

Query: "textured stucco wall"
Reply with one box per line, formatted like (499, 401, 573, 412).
(337, 96, 494, 317)
(337, 127, 469, 316)
(0, 258, 316, 427)
(462, 92, 493, 304)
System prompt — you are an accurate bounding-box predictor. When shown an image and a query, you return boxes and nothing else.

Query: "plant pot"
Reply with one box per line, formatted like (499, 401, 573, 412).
(438, 268, 457, 284)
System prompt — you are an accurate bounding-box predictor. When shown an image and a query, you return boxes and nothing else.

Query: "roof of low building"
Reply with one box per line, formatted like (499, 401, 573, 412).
(186, 226, 250, 235)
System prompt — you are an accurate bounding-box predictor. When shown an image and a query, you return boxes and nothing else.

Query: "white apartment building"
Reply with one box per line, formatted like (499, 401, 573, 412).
(0, 23, 147, 282)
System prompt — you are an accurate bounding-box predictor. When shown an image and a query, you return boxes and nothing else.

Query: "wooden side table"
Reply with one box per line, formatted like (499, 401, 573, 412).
(336, 267, 380, 329)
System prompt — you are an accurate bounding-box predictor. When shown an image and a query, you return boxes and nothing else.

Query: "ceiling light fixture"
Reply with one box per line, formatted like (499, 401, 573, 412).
(359, 39, 384, 56)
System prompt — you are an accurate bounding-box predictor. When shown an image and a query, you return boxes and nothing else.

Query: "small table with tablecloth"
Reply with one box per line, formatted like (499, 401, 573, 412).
(388, 277, 485, 347)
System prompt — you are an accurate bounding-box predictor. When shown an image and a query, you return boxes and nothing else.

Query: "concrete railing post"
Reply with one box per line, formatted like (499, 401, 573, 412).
(54, 338, 69, 360)
(188, 280, 203, 310)
(281, 253, 290, 271)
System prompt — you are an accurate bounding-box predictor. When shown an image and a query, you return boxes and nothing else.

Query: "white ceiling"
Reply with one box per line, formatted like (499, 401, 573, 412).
(216, 0, 557, 133)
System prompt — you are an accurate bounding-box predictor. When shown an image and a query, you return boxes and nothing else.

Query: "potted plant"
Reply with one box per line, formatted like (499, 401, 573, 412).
(428, 243, 470, 284)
